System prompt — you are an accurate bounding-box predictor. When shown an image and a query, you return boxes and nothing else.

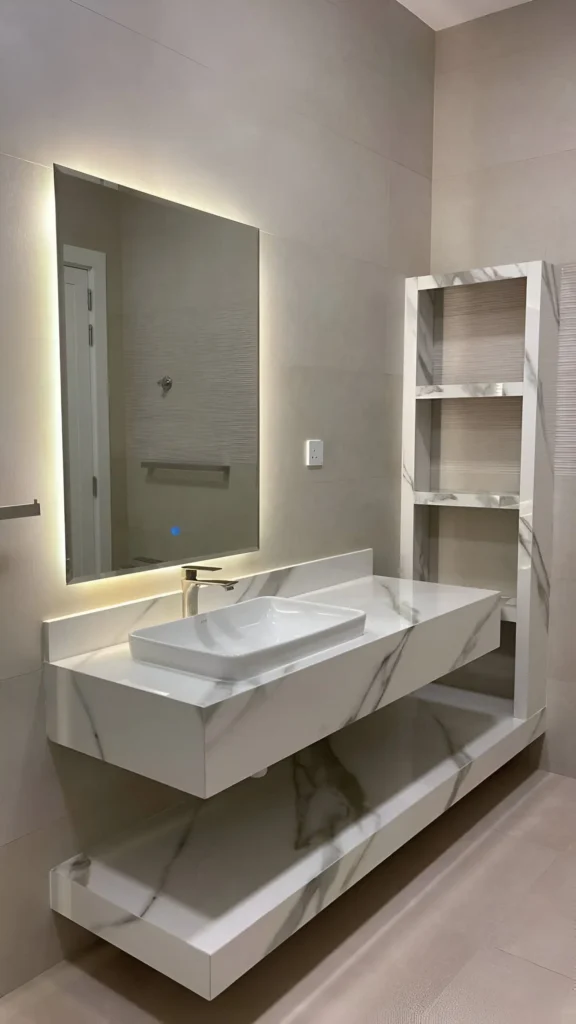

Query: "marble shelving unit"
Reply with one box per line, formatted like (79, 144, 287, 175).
(401, 261, 560, 721)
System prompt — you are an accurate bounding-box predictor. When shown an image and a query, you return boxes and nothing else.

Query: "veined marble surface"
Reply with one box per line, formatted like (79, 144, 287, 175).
(416, 382, 524, 399)
(50, 683, 546, 1000)
(414, 491, 520, 510)
(418, 264, 530, 291)
(45, 576, 501, 797)
(44, 549, 373, 662)
(401, 260, 559, 726)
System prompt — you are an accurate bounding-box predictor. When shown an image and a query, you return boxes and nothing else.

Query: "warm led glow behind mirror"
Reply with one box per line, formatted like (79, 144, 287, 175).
(54, 166, 259, 583)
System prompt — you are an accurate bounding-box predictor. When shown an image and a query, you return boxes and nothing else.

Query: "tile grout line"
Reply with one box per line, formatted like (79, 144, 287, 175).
(65, 0, 432, 182)
(494, 945, 576, 985)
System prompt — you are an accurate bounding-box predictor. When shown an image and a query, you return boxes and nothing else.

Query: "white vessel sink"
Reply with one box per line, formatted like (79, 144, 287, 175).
(129, 596, 366, 681)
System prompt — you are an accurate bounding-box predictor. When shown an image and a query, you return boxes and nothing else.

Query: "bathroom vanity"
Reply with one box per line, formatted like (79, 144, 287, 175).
(46, 211, 559, 1000)
(44, 549, 545, 999)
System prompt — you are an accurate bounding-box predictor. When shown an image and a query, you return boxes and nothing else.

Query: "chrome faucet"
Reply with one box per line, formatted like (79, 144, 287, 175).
(181, 565, 238, 618)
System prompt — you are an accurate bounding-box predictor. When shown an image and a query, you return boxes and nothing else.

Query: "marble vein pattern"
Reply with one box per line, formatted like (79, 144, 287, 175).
(401, 261, 559, 729)
(415, 382, 524, 399)
(49, 684, 546, 1000)
(401, 277, 419, 578)
(44, 549, 374, 662)
(518, 514, 551, 630)
(45, 576, 501, 798)
(414, 491, 520, 509)
(514, 262, 558, 719)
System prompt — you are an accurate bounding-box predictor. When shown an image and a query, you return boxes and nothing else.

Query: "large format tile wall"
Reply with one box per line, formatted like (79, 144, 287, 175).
(432, 0, 576, 777)
(0, 0, 434, 998)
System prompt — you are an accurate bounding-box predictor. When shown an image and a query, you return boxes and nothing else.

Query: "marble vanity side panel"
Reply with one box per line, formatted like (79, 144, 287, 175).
(203, 595, 500, 795)
(49, 873, 211, 998)
(44, 550, 373, 660)
(400, 277, 418, 579)
(515, 262, 559, 719)
(45, 663, 207, 796)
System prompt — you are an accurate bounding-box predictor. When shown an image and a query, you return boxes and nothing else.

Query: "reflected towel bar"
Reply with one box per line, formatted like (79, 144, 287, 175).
(141, 461, 230, 474)
(0, 499, 41, 521)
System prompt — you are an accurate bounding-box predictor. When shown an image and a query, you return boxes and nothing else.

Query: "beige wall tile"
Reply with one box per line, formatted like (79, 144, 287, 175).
(552, 476, 576, 581)
(435, 0, 576, 75)
(432, 150, 576, 273)
(541, 679, 576, 779)
(67, 0, 434, 176)
(261, 233, 406, 376)
(266, 368, 401, 484)
(0, 0, 391, 268)
(0, 673, 65, 847)
(0, 154, 62, 679)
(388, 161, 432, 276)
(434, 42, 576, 179)
(0, 819, 85, 999)
(548, 580, 576, 682)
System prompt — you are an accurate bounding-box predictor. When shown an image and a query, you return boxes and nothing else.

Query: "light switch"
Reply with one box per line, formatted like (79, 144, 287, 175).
(305, 439, 324, 467)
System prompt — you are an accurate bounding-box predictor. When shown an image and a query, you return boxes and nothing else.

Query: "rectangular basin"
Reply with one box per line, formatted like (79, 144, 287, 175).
(129, 596, 366, 681)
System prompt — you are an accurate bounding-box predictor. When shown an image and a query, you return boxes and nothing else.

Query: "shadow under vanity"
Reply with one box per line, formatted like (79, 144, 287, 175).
(44, 171, 560, 1002)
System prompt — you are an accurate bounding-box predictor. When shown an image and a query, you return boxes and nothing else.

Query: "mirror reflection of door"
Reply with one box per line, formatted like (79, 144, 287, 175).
(62, 246, 111, 580)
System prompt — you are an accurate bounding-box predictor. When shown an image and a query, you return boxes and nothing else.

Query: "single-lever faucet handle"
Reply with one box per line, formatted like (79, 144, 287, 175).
(181, 565, 238, 588)
(182, 565, 222, 581)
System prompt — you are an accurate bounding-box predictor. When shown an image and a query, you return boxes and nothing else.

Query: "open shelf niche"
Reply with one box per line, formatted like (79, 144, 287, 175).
(401, 263, 559, 719)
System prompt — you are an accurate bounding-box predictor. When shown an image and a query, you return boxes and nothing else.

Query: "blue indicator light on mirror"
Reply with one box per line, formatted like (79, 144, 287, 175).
(170, 526, 181, 537)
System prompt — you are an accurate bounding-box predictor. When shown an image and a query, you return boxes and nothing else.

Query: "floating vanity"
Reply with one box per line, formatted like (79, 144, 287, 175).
(45, 225, 559, 999)
(45, 557, 501, 799)
(44, 548, 548, 998)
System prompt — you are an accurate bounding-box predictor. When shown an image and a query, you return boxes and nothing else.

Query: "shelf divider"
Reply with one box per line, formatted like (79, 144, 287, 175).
(414, 491, 520, 510)
(416, 382, 523, 400)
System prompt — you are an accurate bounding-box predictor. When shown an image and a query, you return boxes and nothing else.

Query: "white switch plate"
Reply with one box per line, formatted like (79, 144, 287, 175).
(305, 439, 324, 467)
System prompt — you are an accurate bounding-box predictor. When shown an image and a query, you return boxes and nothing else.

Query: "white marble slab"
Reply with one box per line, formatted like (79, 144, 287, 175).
(414, 491, 520, 510)
(418, 264, 530, 291)
(45, 576, 501, 797)
(416, 382, 524, 399)
(44, 549, 374, 662)
(401, 260, 559, 729)
(50, 683, 545, 1000)
(514, 262, 559, 718)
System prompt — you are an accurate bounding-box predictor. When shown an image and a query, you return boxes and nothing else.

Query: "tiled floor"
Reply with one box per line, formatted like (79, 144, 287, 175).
(2, 756, 576, 1023)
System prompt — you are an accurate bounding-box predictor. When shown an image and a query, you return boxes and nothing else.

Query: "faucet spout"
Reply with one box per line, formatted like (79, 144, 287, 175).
(181, 565, 238, 618)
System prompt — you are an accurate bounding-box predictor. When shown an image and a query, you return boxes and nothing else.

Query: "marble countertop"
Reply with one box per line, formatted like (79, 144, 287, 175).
(49, 575, 501, 710)
(45, 575, 501, 797)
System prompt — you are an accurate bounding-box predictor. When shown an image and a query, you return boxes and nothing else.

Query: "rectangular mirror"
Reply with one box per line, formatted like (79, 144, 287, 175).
(54, 166, 259, 583)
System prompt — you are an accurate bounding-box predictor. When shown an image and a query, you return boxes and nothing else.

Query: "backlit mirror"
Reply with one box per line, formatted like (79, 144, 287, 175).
(54, 166, 259, 583)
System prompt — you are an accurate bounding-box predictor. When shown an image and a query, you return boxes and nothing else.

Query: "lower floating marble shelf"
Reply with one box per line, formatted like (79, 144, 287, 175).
(414, 491, 520, 510)
(50, 684, 545, 1000)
